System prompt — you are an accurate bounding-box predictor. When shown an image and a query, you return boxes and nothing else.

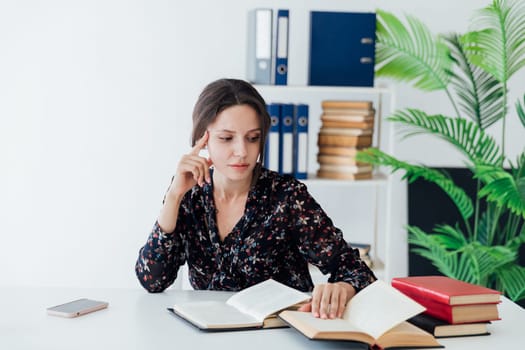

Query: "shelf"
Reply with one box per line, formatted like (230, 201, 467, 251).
(302, 172, 389, 187)
(254, 84, 392, 95)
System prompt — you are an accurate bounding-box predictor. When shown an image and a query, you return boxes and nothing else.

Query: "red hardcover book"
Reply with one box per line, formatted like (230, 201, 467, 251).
(391, 276, 501, 324)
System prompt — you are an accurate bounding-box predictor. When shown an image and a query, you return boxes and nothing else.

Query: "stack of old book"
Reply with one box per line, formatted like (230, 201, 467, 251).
(316, 100, 374, 180)
(392, 276, 502, 338)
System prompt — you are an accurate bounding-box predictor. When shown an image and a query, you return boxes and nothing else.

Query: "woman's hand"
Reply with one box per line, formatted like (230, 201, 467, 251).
(167, 132, 212, 198)
(298, 282, 356, 319)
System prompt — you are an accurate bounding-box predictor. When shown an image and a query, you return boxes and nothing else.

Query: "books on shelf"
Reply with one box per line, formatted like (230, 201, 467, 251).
(317, 100, 374, 180)
(407, 313, 490, 338)
(167, 279, 310, 331)
(392, 276, 501, 324)
(279, 280, 442, 349)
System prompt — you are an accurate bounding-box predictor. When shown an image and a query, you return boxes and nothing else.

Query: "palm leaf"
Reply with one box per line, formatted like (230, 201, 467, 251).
(388, 109, 503, 166)
(516, 94, 525, 128)
(432, 224, 468, 249)
(474, 163, 525, 218)
(358, 148, 474, 221)
(375, 10, 452, 91)
(444, 33, 505, 129)
(462, 0, 525, 82)
(497, 264, 525, 301)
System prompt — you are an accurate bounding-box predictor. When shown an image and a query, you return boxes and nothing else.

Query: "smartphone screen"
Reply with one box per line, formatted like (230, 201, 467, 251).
(47, 298, 109, 318)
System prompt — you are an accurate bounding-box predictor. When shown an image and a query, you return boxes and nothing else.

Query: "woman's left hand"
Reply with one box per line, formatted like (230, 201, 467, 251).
(298, 282, 356, 319)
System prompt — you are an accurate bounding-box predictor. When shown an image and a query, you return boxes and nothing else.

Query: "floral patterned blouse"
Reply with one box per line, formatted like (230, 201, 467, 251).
(135, 168, 376, 293)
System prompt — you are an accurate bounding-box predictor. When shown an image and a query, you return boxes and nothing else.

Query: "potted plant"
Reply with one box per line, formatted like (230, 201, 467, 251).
(357, 0, 525, 302)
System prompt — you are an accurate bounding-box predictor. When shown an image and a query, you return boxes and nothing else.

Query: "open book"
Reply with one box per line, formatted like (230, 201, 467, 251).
(279, 280, 442, 349)
(168, 279, 310, 331)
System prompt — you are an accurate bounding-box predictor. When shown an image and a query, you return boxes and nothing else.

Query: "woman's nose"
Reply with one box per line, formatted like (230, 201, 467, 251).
(233, 139, 248, 157)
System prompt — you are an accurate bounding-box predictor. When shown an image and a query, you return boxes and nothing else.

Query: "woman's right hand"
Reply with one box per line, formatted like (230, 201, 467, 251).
(167, 132, 212, 199)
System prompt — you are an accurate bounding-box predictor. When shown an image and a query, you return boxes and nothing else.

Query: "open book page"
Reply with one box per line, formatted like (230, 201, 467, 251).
(226, 279, 311, 322)
(342, 280, 426, 339)
(171, 301, 260, 329)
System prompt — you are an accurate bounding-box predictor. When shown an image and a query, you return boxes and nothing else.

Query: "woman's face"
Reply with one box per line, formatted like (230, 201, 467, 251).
(206, 104, 261, 183)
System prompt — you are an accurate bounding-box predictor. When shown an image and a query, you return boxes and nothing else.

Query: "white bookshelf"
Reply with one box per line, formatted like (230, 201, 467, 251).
(255, 85, 406, 283)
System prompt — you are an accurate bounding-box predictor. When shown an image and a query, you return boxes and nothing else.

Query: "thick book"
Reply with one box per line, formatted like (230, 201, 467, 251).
(322, 100, 374, 109)
(316, 170, 372, 180)
(317, 134, 372, 148)
(168, 279, 310, 331)
(391, 276, 501, 305)
(408, 313, 490, 338)
(392, 276, 501, 324)
(279, 280, 442, 349)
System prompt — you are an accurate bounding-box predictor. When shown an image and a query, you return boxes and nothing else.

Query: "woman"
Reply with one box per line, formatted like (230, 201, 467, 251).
(135, 78, 376, 319)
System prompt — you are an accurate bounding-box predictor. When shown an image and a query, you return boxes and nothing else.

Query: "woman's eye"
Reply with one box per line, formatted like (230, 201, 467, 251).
(248, 136, 261, 143)
(219, 137, 232, 141)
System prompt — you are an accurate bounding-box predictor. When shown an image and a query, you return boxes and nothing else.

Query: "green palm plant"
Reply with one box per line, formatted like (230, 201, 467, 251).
(357, 0, 525, 301)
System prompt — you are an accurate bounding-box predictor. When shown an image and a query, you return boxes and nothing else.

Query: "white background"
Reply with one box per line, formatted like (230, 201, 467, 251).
(1, 0, 523, 289)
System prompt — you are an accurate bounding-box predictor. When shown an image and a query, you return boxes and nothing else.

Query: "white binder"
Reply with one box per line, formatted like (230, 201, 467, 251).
(247, 9, 273, 85)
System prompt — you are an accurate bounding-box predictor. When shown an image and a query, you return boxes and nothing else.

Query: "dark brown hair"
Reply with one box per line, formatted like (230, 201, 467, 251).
(191, 78, 271, 182)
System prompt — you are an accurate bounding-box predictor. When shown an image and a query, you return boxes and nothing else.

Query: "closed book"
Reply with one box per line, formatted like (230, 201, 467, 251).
(391, 276, 501, 305)
(322, 100, 374, 109)
(407, 313, 490, 338)
(317, 170, 373, 180)
(319, 128, 373, 136)
(317, 154, 365, 166)
(318, 164, 372, 174)
(322, 109, 375, 116)
(402, 295, 500, 324)
(317, 134, 372, 148)
(321, 120, 374, 130)
(317, 146, 361, 157)
(321, 109, 375, 122)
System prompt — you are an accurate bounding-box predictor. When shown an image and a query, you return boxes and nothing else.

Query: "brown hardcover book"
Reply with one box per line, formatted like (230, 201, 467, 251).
(318, 164, 373, 174)
(317, 170, 373, 180)
(407, 313, 490, 338)
(321, 100, 373, 110)
(317, 146, 363, 157)
(317, 154, 366, 166)
(321, 120, 374, 130)
(317, 134, 372, 148)
(279, 280, 442, 349)
(321, 113, 374, 122)
(319, 128, 373, 136)
(322, 108, 375, 116)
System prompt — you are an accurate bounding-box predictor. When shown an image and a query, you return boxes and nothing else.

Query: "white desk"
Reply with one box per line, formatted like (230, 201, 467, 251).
(1, 287, 523, 350)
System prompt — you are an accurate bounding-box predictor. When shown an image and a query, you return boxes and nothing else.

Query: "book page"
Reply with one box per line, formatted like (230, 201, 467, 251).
(226, 279, 310, 322)
(343, 280, 426, 339)
(172, 301, 259, 329)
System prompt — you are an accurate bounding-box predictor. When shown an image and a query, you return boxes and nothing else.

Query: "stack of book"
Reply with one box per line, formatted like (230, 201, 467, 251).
(392, 276, 502, 338)
(316, 100, 374, 180)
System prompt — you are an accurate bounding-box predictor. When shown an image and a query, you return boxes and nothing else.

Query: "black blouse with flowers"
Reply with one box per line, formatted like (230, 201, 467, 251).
(135, 168, 376, 293)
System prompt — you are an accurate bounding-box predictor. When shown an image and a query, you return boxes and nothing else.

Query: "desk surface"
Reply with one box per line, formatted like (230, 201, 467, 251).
(1, 286, 523, 350)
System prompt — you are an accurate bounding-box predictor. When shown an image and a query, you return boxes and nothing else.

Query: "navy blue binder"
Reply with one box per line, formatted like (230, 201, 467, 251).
(309, 11, 376, 87)
(264, 103, 281, 172)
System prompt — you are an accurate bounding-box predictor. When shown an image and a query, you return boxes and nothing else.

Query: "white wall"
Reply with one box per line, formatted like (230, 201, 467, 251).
(1, 0, 522, 289)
